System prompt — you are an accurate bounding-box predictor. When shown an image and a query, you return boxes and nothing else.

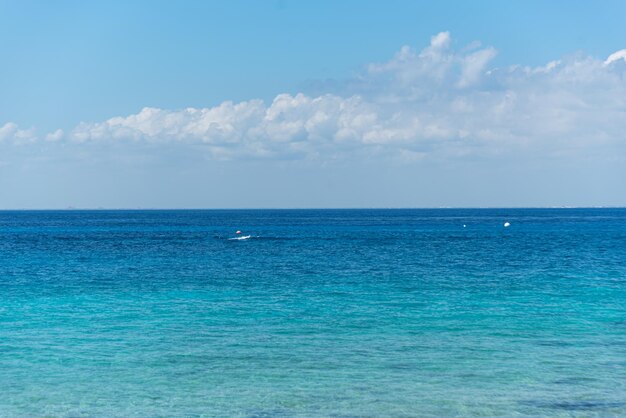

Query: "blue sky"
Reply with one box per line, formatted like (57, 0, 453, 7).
(1, 0, 625, 208)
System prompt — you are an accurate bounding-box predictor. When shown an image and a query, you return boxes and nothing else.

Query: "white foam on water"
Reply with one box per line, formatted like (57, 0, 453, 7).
(228, 235, 252, 241)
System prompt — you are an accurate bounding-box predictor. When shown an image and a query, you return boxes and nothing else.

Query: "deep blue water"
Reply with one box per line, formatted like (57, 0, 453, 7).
(1, 209, 625, 416)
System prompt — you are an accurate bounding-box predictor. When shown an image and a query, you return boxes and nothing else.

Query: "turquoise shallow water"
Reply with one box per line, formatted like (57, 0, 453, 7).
(1, 209, 625, 416)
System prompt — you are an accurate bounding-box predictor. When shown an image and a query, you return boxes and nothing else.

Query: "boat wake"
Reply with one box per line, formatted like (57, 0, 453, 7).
(227, 235, 253, 241)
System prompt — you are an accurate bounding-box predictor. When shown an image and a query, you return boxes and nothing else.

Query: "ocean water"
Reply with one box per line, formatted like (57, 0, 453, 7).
(1, 209, 625, 417)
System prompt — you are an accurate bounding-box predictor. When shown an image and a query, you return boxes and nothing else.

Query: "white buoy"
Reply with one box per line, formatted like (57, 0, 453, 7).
(463, 224, 467, 228)
(504, 222, 510, 228)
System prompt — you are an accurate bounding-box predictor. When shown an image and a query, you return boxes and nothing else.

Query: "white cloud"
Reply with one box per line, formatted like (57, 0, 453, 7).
(604, 49, 626, 65)
(0, 122, 18, 141)
(458, 47, 497, 87)
(0, 122, 37, 143)
(45, 129, 64, 142)
(5, 32, 626, 162)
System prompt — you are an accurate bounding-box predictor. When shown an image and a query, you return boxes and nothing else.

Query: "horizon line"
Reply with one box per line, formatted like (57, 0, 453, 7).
(1, 206, 625, 211)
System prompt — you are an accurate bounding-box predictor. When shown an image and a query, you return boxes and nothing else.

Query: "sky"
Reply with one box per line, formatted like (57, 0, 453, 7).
(1, 0, 625, 208)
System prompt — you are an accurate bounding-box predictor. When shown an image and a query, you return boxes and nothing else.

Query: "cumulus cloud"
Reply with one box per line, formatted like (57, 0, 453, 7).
(5, 32, 626, 162)
(45, 129, 64, 142)
(604, 49, 626, 65)
(458, 47, 497, 87)
(0, 122, 36, 143)
(0, 123, 17, 141)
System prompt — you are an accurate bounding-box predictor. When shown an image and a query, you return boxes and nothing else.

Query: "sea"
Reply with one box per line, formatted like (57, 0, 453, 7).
(1, 209, 625, 417)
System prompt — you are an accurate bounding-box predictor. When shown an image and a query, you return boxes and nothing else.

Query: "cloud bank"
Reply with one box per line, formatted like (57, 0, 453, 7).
(3, 32, 626, 162)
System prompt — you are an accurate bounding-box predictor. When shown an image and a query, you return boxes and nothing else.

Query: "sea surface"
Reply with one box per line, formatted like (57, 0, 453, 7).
(1, 209, 625, 417)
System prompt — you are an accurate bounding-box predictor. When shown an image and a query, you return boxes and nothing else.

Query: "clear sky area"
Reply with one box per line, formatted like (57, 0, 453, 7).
(1, 0, 625, 208)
